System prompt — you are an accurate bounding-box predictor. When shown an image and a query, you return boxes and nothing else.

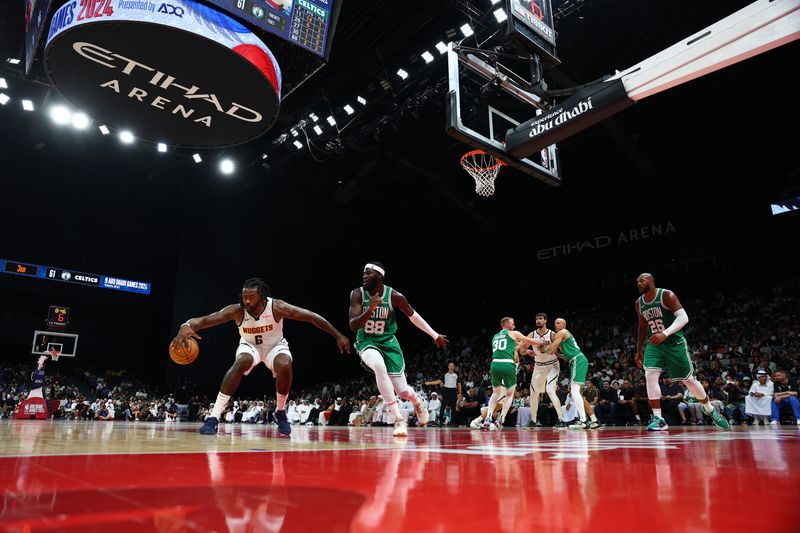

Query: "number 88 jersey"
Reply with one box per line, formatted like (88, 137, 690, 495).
(356, 286, 397, 342)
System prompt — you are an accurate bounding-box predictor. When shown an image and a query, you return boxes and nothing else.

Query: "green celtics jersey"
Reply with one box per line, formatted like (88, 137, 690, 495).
(491, 329, 515, 361)
(560, 332, 584, 361)
(639, 288, 684, 344)
(356, 285, 397, 342)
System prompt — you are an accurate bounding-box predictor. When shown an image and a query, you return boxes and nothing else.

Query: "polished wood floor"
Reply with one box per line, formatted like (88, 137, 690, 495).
(1, 420, 799, 532)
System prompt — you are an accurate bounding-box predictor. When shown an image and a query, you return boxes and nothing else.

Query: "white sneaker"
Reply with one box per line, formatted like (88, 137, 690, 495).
(569, 420, 586, 430)
(393, 418, 408, 437)
(769, 420, 778, 426)
(796, 419, 800, 425)
(469, 416, 483, 430)
(488, 421, 499, 431)
(415, 402, 429, 426)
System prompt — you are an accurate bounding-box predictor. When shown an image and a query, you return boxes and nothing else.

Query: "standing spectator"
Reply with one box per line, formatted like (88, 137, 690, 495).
(770, 370, 800, 425)
(746, 370, 774, 424)
(425, 362, 461, 427)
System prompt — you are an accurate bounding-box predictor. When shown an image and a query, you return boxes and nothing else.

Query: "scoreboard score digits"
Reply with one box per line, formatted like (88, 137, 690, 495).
(203, 0, 341, 59)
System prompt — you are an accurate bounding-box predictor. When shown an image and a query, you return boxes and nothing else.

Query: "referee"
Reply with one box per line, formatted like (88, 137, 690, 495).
(425, 362, 460, 426)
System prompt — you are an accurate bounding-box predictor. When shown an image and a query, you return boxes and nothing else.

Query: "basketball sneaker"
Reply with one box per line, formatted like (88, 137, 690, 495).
(553, 420, 569, 430)
(589, 420, 601, 429)
(199, 416, 219, 435)
(647, 415, 668, 431)
(275, 410, 291, 437)
(470, 416, 483, 429)
(393, 418, 408, 437)
(569, 420, 586, 430)
(414, 402, 429, 426)
(704, 407, 730, 430)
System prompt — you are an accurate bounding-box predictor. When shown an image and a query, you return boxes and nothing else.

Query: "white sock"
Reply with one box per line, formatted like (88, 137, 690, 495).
(530, 390, 540, 422)
(386, 399, 401, 418)
(590, 412, 598, 422)
(571, 383, 586, 421)
(653, 408, 662, 418)
(498, 388, 516, 424)
(276, 393, 288, 411)
(211, 392, 230, 419)
(547, 387, 564, 421)
(486, 391, 501, 422)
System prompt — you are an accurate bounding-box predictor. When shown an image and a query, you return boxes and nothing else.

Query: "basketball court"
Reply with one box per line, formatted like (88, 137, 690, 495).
(2, 422, 798, 532)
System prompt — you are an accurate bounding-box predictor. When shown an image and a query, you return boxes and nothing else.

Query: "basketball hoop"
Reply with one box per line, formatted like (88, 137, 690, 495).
(460, 150, 505, 197)
(48, 348, 61, 362)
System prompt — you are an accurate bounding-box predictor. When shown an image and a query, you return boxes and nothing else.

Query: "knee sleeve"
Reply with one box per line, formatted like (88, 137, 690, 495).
(645, 369, 662, 399)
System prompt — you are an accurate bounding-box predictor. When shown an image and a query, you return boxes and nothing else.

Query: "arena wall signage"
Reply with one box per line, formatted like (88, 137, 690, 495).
(536, 221, 677, 261)
(44, 0, 282, 147)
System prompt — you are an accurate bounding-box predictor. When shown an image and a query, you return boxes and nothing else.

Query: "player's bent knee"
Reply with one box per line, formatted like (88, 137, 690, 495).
(234, 354, 254, 371)
(273, 353, 292, 371)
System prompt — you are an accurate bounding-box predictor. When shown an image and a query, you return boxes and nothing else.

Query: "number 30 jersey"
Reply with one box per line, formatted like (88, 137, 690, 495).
(638, 288, 684, 346)
(356, 285, 398, 343)
(238, 297, 285, 351)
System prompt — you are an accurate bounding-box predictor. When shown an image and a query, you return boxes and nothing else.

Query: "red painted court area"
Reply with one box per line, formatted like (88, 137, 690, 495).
(1, 422, 799, 532)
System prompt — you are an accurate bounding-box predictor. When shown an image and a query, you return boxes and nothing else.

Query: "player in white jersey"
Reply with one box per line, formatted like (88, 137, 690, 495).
(520, 313, 567, 429)
(172, 277, 350, 437)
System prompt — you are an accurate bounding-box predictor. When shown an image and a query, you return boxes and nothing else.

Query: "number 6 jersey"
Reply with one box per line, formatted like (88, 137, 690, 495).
(356, 286, 398, 343)
(238, 297, 285, 351)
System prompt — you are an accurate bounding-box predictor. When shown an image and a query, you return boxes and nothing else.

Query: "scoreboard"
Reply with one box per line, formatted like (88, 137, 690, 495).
(202, 0, 341, 59)
(1, 258, 151, 295)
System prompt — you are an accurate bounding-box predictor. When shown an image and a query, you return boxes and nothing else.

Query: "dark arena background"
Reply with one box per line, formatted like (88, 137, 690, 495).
(1, 1, 799, 531)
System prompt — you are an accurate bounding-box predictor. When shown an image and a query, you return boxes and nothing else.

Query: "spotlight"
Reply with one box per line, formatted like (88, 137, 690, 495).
(72, 113, 89, 129)
(0, 78, 7, 89)
(326, 116, 336, 126)
(343, 104, 354, 115)
(0, 93, 9, 105)
(193, 153, 202, 163)
(119, 131, 134, 144)
(493, 8, 507, 23)
(357, 96, 366, 105)
(50, 105, 71, 125)
(397, 68, 408, 80)
(309, 113, 319, 122)
(99, 125, 110, 135)
(421, 51, 434, 64)
(6, 58, 21, 65)
(293, 140, 303, 149)
(490, 0, 501, 4)
(157, 143, 167, 152)
(313, 125, 323, 135)
(291, 129, 299, 137)
(22, 99, 34, 111)
(435, 42, 448, 54)
(460, 24, 473, 37)
(220, 159, 235, 174)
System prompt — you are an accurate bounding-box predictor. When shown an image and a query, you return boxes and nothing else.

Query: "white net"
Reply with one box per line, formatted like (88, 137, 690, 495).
(460, 150, 505, 197)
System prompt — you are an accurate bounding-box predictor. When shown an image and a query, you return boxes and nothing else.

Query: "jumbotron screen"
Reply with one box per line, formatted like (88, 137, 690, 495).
(204, 0, 339, 59)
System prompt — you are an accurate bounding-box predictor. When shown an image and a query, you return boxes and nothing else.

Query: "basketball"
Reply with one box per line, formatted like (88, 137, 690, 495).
(169, 338, 199, 365)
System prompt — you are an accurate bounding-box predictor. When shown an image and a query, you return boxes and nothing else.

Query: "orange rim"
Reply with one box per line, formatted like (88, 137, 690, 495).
(460, 150, 506, 171)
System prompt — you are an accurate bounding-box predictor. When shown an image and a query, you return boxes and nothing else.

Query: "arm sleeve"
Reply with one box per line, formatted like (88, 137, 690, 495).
(409, 311, 439, 340)
(662, 308, 688, 337)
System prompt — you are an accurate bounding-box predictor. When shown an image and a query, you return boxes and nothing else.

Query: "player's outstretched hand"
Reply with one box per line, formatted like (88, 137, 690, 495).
(37, 355, 48, 366)
(336, 335, 351, 354)
(434, 334, 449, 349)
(635, 351, 644, 368)
(172, 324, 201, 351)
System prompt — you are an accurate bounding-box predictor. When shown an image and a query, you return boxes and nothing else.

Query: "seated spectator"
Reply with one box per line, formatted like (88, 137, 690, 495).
(596, 381, 618, 426)
(427, 392, 441, 425)
(746, 371, 774, 424)
(659, 377, 684, 426)
(770, 370, 800, 425)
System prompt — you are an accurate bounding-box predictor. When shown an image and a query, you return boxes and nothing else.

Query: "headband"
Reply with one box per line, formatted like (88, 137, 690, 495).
(364, 263, 385, 276)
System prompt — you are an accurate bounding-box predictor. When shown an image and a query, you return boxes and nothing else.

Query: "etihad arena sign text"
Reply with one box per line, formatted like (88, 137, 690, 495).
(44, 0, 282, 147)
